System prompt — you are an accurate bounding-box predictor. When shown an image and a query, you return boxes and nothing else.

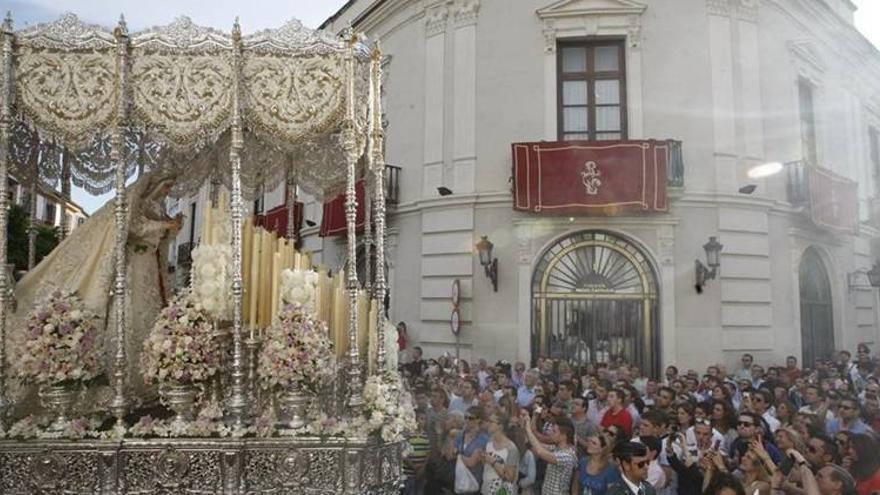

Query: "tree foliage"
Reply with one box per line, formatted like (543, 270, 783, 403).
(6, 203, 60, 272)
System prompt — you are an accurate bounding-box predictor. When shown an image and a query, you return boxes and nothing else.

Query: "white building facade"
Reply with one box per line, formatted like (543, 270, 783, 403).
(173, 0, 880, 376)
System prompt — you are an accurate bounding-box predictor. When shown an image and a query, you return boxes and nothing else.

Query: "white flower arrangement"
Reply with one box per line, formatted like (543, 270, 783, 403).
(280, 269, 319, 314)
(190, 243, 232, 321)
(11, 289, 102, 386)
(362, 371, 417, 443)
(1, 415, 105, 440)
(258, 302, 336, 395)
(128, 401, 232, 438)
(141, 293, 221, 385)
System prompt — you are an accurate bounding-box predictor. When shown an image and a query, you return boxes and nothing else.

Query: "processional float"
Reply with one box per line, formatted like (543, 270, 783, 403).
(0, 12, 403, 494)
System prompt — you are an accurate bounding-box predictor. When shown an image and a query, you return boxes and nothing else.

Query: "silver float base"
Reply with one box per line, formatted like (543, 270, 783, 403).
(0, 437, 402, 494)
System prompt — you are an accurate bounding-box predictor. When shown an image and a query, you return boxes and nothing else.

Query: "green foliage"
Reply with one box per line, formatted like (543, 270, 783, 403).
(6, 203, 61, 272)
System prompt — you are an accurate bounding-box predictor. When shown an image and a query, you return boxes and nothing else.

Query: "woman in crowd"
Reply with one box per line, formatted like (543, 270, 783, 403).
(847, 434, 880, 495)
(776, 400, 797, 429)
(739, 449, 772, 495)
(481, 412, 519, 495)
(711, 399, 739, 451)
(774, 427, 806, 457)
(676, 401, 697, 432)
(454, 406, 489, 494)
(571, 433, 621, 495)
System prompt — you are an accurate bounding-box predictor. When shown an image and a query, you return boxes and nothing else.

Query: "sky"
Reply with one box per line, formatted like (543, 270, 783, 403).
(3, 0, 878, 214)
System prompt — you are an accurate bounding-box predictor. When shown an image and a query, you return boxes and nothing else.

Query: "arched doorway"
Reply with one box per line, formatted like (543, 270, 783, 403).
(531, 231, 660, 376)
(799, 248, 834, 366)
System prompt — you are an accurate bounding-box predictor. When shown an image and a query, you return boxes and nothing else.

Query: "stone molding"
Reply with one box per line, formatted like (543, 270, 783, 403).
(453, 0, 480, 27)
(425, 3, 449, 37)
(705, 0, 731, 16)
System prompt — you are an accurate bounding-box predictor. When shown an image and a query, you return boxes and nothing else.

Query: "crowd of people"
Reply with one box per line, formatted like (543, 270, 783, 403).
(396, 338, 880, 495)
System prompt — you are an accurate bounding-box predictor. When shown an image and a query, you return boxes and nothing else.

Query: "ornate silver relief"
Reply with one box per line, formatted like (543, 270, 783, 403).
(244, 18, 345, 55)
(131, 15, 232, 51)
(14, 12, 115, 50)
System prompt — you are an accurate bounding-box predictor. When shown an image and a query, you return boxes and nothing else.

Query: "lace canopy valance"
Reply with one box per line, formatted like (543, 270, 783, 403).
(2, 13, 372, 199)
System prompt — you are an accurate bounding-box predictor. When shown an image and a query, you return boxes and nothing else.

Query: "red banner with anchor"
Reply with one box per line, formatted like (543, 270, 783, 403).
(808, 167, 859, 233)
(511, 140, 670, 215)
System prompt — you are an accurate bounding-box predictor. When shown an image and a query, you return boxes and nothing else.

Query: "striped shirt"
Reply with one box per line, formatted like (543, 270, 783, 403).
(403, 433, 430, 478)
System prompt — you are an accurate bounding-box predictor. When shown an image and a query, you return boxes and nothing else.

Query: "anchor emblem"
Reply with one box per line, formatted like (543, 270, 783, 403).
(581, 161, 602, 196)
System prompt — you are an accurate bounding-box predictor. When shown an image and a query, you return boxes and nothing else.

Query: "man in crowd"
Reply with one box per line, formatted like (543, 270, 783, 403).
(601, 388, 634, 438)
(449, 378, 478, 413)
(826, 396, 872, 434)
(557, 380, 575, 415)
(654, 386, 676, 416)
(750, 388, 781, 433)
(571, 397, 598, 455)
(588, 379, 612, 426)
(516, 369, 540, 408)
(729, 411, 782, 466)
(608, 441, 657, 495)
(805, 435, 840, 470)
(735, 353, 754, 381)
(751, 364, 767, 389)
(521, 410, 578, 495)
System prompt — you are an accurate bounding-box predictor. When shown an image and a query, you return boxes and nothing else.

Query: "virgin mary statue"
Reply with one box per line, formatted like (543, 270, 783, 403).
(6, 170, 182, 415)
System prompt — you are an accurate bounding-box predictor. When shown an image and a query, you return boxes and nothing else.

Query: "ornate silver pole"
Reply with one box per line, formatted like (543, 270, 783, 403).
(369, 45, 389, 373)
(285, 162, 297, 244)
(342, 34, 363, 412)
(61, 147, 71, 238)
(27, 178, 36, 270)
(108, 16, 130, 425)
(363, 179, 372, 294)
(226, 18, 249, 428)
(0, 12, 14, 427)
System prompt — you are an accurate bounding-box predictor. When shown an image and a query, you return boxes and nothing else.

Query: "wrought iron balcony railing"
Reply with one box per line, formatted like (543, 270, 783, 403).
(385, 164, 401, 206)
(177, 241, 195, 266)
(666, 140, 684, 188)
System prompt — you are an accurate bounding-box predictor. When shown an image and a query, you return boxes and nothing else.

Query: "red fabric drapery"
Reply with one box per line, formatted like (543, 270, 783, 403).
(511, 139, 670, 215)
(319, 179, 366, 237)
(808, 167, 859, 233)
(254, 201, 304, 239)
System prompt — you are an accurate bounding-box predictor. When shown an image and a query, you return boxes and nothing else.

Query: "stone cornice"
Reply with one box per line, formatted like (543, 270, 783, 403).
(536, 0, 646, 50)
(453, 0, 480, 27)
(705, 0, 731, 16)
(425, 2, 449, 37)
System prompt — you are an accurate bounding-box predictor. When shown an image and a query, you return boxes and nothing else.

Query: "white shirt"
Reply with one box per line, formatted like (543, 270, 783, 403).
(621, 472, 646, 495)
(647, 459, 666, 490)
(762, 411, 781, 433)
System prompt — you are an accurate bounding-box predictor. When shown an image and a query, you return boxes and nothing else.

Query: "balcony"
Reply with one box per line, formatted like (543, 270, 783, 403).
(511, 139, 682, 215)
(385, 164, 401, 206)
(787, 162, 859, 232)
(177, 242, 194, 266)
